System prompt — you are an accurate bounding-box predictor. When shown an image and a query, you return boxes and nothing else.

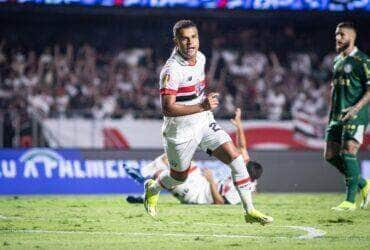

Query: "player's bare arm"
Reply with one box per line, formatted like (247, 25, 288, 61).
(202, 168, 225, 204)
(341, 85, 370, 122)
(230, 108, 250, 162)
(161, 92, 219, 117)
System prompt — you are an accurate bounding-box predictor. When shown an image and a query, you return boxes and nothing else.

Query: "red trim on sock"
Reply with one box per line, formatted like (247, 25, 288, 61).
(234, 177, 251, 186)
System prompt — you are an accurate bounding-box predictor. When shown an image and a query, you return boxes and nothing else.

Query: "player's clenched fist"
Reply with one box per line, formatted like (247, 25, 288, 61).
(202, 92, 219, 111)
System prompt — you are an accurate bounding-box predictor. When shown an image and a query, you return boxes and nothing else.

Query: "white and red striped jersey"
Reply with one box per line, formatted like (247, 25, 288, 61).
(171, 165, 214, 204)
(159, 49, 209, 143)
(140, 155, 255, 205)
(159, 49, 206, 106)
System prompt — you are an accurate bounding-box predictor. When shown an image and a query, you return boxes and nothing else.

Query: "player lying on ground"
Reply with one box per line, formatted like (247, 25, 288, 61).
(125, 108, 263, 205)
(144, 19, 272, 225)
(126, 155, 261, 205)
(324, 22, 370, 211)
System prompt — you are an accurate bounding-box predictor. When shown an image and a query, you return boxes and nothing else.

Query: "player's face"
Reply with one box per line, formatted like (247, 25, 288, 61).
(335, 28, 352, 53)
(174, 27, 199, 60)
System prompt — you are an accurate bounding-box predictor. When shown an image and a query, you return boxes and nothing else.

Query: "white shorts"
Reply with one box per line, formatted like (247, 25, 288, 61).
(163, 115, 231, 172)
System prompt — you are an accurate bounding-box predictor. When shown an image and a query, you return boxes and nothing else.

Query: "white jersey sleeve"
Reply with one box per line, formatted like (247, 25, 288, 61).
(159, 64, 182, 95)
(171, 166, 214, 204)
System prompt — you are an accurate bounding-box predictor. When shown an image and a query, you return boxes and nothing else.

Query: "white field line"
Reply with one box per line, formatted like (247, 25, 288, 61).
(0, 214, 7, 219)
(0, 217, 326, 239)
(0, 229, 280, 238)
(285, 226, 326, 239)
(159, 221, 326, 239)
(0, 226, 325, 240)
(0, 229, 284, 239)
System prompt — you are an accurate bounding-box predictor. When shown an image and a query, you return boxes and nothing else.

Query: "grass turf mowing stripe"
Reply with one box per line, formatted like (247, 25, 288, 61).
(0, 229, 280, 239)
(0, 226, 325, 240)
(0, 215, 326, 239)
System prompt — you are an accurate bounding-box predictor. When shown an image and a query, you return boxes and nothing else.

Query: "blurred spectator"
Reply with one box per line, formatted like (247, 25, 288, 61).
(1, 21, 369, 136)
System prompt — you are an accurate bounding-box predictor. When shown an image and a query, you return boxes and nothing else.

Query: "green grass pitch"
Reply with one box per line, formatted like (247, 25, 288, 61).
(0, 194, 370, 249)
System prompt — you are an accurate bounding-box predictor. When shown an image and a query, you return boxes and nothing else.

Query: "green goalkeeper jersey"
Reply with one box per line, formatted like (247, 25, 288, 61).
(330, 47, 370, 125)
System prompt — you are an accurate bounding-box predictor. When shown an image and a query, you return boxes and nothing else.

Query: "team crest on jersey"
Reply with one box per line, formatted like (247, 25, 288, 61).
(344, 64, 352, 73)
(162, 73, 170, 87)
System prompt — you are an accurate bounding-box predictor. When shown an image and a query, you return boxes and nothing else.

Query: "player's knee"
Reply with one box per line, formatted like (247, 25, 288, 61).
(213, 142, 240, 164)
(342, 141, 359, 155)
(341, 148, 357, 156)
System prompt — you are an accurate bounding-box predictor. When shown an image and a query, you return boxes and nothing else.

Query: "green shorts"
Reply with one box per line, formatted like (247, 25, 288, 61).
(325, 120, 366, 144)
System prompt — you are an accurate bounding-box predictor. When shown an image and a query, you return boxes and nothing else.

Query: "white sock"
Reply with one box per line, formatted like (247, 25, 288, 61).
(149, 170, 184, 194)
(228, 155, 255, 211)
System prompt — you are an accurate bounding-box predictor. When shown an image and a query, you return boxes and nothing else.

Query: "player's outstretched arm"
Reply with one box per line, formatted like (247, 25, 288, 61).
(161, 93, 219, 117)
(203, 168, 225, 204)
(230, 108, 250, 162)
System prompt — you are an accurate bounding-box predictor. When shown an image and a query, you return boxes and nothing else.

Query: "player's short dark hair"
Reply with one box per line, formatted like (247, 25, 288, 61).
(337, 22, 356, 32)
(173, 20, 197, 38)
(246, 161, 263, 181)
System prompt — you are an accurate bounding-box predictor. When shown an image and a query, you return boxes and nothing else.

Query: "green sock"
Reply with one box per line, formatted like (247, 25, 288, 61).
(327, 154, 365, 190)
(327, 154, 346, 175)
(358, 177, 367, 189)
(342, 153, 359, 203)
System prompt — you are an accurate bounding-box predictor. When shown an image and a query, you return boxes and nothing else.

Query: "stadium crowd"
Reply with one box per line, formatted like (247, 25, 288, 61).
(1, 22, 368, 130)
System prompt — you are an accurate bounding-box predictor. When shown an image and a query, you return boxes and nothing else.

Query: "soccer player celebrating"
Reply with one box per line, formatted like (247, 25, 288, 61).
(126, 108, 263, 206)
(325, 22, 370, 211)
(144, 20, 272, 224)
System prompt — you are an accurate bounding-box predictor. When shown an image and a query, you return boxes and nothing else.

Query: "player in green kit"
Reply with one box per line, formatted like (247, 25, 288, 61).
(324, 22, 370, 211)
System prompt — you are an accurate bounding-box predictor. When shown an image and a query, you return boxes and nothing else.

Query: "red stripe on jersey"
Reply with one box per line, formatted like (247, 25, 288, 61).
(160, 88, 177, 95)
(177, 79, 206, 94)
(178, 85, 196, 93)
(234, 177, 251, 186)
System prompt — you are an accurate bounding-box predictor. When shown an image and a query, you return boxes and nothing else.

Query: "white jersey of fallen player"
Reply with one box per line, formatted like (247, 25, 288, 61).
(159, 48, 209, 143)
(170, 166, 214, 204)
(140, 155, 169, 179)
(140, 155, 256, 205)
(141, 157, 213, 204)
(171, 168, 256, 205)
